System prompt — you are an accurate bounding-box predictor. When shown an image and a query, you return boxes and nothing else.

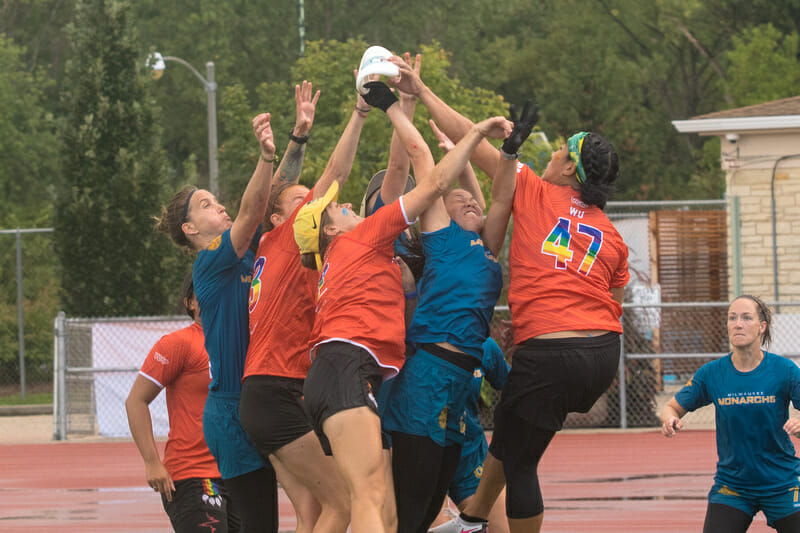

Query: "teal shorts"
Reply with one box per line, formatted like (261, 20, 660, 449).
(448, 415, 487, 504)
(708, 481, 800, 527)
(382, 347, 475, 447)
(203, 392, 265, 480)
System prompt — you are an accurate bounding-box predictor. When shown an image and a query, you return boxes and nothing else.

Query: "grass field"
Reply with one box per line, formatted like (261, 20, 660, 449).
(0, 382, 52, 405)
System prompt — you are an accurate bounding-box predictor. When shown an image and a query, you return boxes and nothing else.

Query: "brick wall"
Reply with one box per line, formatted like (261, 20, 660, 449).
(726, 159, 800, 301)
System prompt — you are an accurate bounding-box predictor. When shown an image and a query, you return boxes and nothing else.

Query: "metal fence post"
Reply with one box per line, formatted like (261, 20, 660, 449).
(730, 195, 742, 298)
(15, 230, 26, 400)
(619, 333, 627, 429)
(53, 311, 67, 440)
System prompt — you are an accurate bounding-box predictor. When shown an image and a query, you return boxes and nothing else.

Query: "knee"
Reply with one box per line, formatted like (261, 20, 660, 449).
(347, 470, 385, 512)
(322, 497, 351, 518)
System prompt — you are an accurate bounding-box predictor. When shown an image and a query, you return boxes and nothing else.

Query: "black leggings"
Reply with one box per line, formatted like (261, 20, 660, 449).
(391, 431, 462, 533)
(704, 503, 800, 533)
(224, 467, 278, 533)
(501, 423, 556, 519)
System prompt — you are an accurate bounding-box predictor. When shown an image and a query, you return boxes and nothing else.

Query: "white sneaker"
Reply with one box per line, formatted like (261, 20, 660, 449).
(428, 517, 488, 533)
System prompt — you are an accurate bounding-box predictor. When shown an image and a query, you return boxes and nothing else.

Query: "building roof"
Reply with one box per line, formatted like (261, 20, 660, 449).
(693, 96, 800, 119)
(672, 95, 800, 134)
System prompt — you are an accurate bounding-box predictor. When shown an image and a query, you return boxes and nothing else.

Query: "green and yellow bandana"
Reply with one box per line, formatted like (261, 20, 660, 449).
(568, 132, 589, 184)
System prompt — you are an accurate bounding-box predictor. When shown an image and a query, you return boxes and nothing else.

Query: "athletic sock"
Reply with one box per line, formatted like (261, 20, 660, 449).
(459, 512, 488, 525)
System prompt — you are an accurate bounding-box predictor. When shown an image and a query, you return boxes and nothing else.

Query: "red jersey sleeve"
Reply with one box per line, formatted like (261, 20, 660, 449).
(351, 197, 413, 251)
(140, 332, 188, 389)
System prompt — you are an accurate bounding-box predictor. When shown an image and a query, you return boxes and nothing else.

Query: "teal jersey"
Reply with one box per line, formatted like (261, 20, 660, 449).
(407, 221, 503, 359)
(193, 229, 254, 394)
(675, 351, 800, 495)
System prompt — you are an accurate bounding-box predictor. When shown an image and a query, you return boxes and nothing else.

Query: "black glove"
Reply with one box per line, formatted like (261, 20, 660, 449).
(501, 100, 540, 155)
(362, 81, 398, 112)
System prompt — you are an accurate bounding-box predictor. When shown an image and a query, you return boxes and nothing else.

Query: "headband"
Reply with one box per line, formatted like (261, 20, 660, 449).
(568, 132, 590, 184)
(182, 189, 197, 223)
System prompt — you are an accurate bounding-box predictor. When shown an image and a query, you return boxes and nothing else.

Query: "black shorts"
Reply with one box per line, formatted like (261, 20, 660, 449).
(162, 477, 239, 533)
(490, 333, 619, 460)
(303, 341, 384, 455)
(239, 375, 314, 458)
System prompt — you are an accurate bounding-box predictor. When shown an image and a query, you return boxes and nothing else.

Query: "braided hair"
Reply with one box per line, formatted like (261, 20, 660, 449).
(577, 133, 619, 210)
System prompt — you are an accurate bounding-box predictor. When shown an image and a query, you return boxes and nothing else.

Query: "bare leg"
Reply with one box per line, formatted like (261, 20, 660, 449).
(509, 514, 543, 533)
(429, 497, 457, 528)
(457, 489, 509, 533)
(324, 407, 387, 533)
(269, 456, 320, 533)
(382, 448, 398, 533)
(462, 451, 506, 519)
(273, 431, 350, 532)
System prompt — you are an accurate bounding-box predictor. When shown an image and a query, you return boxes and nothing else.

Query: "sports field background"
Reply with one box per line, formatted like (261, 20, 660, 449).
(0, 414, 778, 532)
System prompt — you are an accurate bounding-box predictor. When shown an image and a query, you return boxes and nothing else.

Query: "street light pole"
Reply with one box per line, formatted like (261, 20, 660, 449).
(298, 0, 306, 57)
(147, 52, 219, 196)
(205, 61, 219, 196)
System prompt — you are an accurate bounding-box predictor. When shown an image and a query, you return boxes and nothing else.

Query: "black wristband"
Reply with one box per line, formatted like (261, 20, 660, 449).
(289, 128, 309, 144)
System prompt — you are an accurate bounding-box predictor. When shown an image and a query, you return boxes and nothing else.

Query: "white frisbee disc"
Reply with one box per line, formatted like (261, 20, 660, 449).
(356, 46, 399, 94)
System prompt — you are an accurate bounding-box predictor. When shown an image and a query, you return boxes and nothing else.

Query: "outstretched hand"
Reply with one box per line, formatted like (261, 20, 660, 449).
(501, 100, 540, 155)
(294, 80, 320, 136)
(397, 52, 422, 101)
(475, 116, 514, 140)
(387, 54, 424, 97)
(430, 120, 455, 152)
(353, 68, 378, 111)
(362, 81, 399, 112)
(252, 112, 275, 159)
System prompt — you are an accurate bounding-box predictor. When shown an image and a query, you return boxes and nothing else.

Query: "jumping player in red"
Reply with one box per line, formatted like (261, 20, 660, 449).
(292, 80, 512, 533)
(239, 81, 366, 533)
(387, 55, 629, 533)
(126, 274, 239, 532)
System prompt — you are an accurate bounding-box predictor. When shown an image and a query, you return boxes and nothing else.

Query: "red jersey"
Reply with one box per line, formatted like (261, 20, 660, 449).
(509, 164, 629, 343)
(246, 188, 317, 379)
(308, 199, 413, 377)
(139, 322, 220, 481)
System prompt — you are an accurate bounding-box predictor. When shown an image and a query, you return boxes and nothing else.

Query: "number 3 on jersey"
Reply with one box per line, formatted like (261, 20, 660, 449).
(249, 256, 266, 313)
(541, 217, 603, 275)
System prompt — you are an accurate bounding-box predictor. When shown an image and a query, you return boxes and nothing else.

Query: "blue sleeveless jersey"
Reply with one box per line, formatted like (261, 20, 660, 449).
(675, 351, 800, 495)
(193, 229, 254, 394)
(407, 221, 503, 359)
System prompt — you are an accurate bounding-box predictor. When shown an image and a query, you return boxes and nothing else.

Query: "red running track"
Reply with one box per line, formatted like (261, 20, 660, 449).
(0, 431, 778, 532)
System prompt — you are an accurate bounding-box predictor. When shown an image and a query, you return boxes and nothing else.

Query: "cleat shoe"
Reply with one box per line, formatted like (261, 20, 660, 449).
(428, 517, 488, 533)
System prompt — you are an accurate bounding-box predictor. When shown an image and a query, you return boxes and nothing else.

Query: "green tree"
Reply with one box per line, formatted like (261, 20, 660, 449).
(0, 35, 59, 226)
(476, 0, 731, 200)
(132, 0, 300, 190)
(55, 0, 182, 317)
(727, 24, 800, 107)
(215, 39, 513, 210)
(0, 35, 62, 386)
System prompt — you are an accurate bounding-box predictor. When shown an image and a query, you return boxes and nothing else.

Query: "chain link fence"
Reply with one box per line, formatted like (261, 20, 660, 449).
(21, 197, 800, 438)
(0, 228, 57, 402)
(53, 314, 191, 439)
(53, 300, 800, 439)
